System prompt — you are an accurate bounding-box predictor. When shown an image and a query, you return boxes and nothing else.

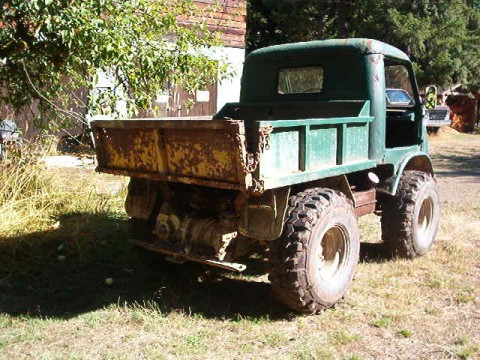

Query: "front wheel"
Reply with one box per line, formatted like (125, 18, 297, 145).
(380, 170, 440, 258)
(269, 188, 360, 314)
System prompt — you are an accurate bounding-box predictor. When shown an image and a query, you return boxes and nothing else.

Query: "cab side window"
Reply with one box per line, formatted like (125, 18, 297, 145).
(385, 64, 413, 96)
(384, 62, 419, 148)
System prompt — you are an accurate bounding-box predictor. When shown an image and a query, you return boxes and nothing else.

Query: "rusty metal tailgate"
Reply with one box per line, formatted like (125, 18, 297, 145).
(92, 117, 248, 190)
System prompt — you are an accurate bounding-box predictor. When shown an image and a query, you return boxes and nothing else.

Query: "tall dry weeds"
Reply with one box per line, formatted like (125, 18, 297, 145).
(0, 141, 119, 272)
(0, 142, 58, 236)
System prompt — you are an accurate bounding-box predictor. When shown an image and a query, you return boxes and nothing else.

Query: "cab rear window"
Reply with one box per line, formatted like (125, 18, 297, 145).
(278, 67, 323, 94)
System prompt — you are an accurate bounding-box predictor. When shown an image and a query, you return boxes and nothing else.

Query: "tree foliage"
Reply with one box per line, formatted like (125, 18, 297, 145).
(247, 0, 480, 88)
(0, 0, 227, 127)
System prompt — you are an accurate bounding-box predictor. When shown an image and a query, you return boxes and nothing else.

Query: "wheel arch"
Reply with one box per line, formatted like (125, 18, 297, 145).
(240, 175, 355, 242)
(292, 175, 355, 204)
(379, 152, 434, 195)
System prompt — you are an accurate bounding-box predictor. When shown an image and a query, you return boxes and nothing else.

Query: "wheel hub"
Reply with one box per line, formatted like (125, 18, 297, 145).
(317, 225, 348, 282)
(417, 196, 434, 246)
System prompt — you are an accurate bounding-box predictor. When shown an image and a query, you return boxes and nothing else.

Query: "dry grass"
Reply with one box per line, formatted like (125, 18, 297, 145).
(0, 146, 55, 237)
(0, 144, 128, 273)
(0, 143, 113, 234)
(0, 133, 479, 360)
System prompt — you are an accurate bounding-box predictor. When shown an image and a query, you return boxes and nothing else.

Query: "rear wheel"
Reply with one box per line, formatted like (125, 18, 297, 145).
(380, 170, 440, 258)
(269, 188, 360, 313)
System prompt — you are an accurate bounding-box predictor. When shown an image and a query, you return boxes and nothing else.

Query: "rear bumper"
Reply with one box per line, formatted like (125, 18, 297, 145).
(426, 119, 451, 128)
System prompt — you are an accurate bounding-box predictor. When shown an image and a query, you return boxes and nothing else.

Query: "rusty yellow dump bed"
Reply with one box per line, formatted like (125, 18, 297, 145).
(92, 117, 250, 191)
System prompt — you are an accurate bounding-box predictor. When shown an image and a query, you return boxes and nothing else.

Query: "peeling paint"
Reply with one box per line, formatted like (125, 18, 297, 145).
(93, 119, 251, 190)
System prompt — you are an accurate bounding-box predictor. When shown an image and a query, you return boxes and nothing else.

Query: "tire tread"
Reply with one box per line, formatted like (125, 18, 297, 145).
(269, 188, 356, 313)
(380, 170, 439, 258)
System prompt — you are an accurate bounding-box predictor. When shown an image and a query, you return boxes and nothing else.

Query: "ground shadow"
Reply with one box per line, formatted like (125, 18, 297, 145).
(0, 213, 288, 320)
(431, 152, 480, 180)
(0, 212, 399, 320)
(359, 242, 391, 263)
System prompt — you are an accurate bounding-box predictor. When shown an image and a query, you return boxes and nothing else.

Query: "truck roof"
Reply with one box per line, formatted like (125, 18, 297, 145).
(247, 38, 410, 63)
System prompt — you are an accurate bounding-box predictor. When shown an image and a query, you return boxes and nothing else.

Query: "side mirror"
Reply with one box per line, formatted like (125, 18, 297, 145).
(425, 85, 437, 110)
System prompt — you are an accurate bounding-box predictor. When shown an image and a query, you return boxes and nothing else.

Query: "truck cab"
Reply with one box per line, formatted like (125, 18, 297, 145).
(214, 39, 431, 194)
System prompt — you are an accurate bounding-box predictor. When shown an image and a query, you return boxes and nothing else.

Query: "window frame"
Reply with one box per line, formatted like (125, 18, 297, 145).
(384, 61, 417, 110)
(277, 66, 324, 95)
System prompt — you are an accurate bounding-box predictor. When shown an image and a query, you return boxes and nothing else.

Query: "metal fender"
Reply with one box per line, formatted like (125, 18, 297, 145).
(379, 152, 434, 195)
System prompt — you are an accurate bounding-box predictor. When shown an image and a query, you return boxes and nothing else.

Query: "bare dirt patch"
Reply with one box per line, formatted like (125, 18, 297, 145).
(429, 130, 480, 208)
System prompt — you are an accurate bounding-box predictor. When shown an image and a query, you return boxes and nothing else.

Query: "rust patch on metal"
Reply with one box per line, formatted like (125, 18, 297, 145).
(164, 128, 240, 182)
(93, 119, 256, 191)
(97, 166, 244, 190)
(353, 188, 376, 216)
(96, 128, 166, 173)
(243, 125, 273, 174)
(368, 54, 381, 64)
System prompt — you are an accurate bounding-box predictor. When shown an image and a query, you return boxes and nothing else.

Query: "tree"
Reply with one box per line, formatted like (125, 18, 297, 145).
(0, 0, 228, 129)
(246, 1, 336, 53)
(247, 0, 480, 88)
(347, 0, 480, 88)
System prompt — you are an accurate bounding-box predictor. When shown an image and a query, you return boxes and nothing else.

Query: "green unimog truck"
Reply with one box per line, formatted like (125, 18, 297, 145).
(92, 39, 440, 313)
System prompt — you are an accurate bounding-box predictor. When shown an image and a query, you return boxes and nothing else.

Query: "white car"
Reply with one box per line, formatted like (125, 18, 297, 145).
(425, 105, 451, 130)
(386, 89, 451, 131)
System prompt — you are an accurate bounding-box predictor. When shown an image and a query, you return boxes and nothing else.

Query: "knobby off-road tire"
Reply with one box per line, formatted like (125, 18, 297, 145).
(269, 188, 360, 314)
(380, 170, 440, 259)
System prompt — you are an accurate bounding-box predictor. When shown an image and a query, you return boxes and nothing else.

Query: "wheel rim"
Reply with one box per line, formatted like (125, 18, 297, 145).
(417, 196, 434, 246)
(317, 225, 348, 282)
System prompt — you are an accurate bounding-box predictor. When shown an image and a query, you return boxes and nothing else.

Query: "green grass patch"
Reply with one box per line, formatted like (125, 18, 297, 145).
(453, 335, 479, 359)
(372, 315, 393, 328)
(397, 329, 413, 338)
(331, 330, 361, 345)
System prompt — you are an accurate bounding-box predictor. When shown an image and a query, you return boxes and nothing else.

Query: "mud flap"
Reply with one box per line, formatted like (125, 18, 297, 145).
(239, 187, 290, 241)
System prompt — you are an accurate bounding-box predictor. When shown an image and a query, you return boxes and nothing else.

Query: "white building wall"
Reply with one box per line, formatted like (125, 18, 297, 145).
(216, 47, 244, 111)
